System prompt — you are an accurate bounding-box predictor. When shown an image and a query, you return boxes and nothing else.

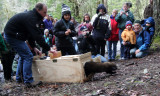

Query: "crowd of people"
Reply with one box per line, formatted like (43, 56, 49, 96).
(0, 0, 155, 87)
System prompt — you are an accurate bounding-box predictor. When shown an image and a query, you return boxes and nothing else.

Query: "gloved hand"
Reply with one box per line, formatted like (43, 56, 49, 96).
(98, 12, 103, 17)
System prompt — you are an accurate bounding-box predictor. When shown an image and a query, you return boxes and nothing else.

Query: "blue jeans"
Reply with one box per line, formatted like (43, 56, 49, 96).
(91, 54, 107, 62)
(119, 29, 124, 58)
(5, 34, 33, 83)
(107, 41, 118, 60)
(130, 48, 148, 58)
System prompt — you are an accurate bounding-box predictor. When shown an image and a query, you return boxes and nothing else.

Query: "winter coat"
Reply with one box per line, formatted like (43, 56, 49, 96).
(115, 9, 134, 30)
(77, 35, 97, 55)
(4, 8, 50, 51)
(144, 17, 155, 39)
(44, 35, 52, 47)
(121, 29, 136, 44)
(136, 29, 150, 51)
(53, 19, 77, 47)
(144, 4, 153, 19)
(91, 4, 111, 40)
(108, 15, 119, 41)
(43, 19, 53, 31)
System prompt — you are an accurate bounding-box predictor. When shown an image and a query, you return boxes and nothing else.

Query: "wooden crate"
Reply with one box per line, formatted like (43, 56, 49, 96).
(32, 52, 91, 83)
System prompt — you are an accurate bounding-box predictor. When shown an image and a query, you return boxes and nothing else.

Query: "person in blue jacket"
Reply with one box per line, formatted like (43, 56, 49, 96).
(144, 17, 155, 42)
(130, 20, 151, 58)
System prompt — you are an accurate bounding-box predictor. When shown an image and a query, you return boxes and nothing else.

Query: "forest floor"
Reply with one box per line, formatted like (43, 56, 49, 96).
(1, 47, 160, 96)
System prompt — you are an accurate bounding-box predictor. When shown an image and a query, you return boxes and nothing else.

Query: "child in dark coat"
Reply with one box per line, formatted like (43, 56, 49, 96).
(54, 4, 77, 56)
(144, 17, 155, 42)
(0, 33, 15, 81)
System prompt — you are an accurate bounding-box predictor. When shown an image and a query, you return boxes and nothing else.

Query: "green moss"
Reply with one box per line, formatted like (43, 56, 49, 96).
(152, 36, 160, 44)
(150, 36, 160, 50)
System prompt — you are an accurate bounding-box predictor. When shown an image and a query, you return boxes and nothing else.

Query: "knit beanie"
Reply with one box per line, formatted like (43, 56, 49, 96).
(125, 21, 132, 27)
(44, 29, 49, 35)
(62, 4, 71, 16)
(134, 20, 141, 25)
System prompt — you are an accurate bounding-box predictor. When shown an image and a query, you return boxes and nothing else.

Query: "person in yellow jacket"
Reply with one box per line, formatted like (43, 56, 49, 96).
(121, 21, 136, 59)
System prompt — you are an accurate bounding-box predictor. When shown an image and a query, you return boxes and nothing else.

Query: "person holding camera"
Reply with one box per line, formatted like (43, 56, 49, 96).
(91, 4, 111, 57)
(77, 26, 96, 55)
(115, 2, 134, 60)
(77, 26, 107, 62)
(78, 13, 93, 36)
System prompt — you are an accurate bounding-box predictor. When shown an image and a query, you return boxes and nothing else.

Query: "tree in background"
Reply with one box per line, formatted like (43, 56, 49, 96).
(153, 0, 160, 36)
(0, 0, 152, 33)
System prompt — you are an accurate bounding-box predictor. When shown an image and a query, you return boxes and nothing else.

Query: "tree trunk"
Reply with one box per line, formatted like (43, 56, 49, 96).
(68, 0, 80, 19)
(104, 0, 108, 11)
(136, 0, 142, 19)
(153, 0, 160, 36)
(75, 4, 79, 18)
(102, 0, 104, 4)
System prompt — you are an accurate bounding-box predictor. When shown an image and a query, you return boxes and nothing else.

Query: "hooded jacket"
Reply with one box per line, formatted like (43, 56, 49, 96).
(4, 8, 50, 51)
(53, 4, 77, 47)
(142, 17, 155, 40)
(115, 9, 134, 30)
(145, 17, 155, 38)
(91, 4, 111, 40)
(54, 19, 77, 47)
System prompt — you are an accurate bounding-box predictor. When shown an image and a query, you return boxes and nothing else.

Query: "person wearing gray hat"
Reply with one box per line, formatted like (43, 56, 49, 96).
(53, 4, 77, 56)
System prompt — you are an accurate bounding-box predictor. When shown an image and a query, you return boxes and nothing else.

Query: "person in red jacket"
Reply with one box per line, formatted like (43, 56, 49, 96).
(107, 9, 119, 61)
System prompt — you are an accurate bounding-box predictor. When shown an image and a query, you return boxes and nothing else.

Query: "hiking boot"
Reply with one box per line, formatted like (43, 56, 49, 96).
(25, 83, 36, 88)
(25, 81, 43, 88)
(108, 59, 112, 62)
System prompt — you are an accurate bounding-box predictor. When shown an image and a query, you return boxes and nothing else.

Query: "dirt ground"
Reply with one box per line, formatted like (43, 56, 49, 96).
(1, 49, 160, 96)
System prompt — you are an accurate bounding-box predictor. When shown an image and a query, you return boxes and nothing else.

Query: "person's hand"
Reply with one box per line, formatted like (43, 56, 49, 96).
(49, 47, 57, 55)
(135, 49, 140, 54)
(65, 29, 71, 35)
(123, 41, 127, 45)
(120, 11, 124, 16)
(65, 31, 70, 35)
(98, 12, 103, 17)
(67, 29, 71, 33)
(33, 47, 42, 56)
(83, 22, 86, 25)
(125, 12, 128, 16)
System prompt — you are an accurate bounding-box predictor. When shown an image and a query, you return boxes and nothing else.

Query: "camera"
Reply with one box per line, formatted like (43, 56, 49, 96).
(85, 21, 89, 23)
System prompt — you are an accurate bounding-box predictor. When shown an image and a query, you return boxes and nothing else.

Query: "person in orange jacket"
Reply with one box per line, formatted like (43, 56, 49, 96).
(121, 21, 136, 59)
